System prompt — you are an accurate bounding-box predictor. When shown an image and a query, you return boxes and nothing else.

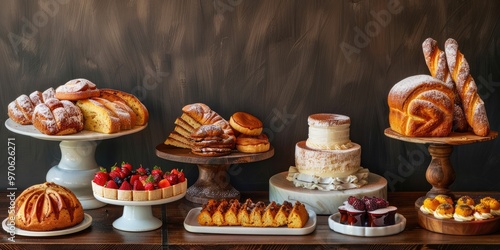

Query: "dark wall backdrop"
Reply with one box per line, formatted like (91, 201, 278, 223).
(1, 0, 499, 193)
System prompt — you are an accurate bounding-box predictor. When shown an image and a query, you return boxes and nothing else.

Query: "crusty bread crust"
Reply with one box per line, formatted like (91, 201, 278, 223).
(388, 75, 454, 137)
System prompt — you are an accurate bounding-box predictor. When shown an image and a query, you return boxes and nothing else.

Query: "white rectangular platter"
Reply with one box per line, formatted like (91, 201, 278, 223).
(184, 207, 316, 235)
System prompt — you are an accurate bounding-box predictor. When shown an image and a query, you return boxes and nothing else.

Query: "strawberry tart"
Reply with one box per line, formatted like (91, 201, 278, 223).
(91, 162, 187, 201)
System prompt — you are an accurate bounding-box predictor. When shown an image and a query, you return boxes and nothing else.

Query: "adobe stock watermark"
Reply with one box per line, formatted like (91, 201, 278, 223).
(8, 0, 71, 55)
(384, 143, 427, 192)
(225, 106, 297, 184)
(340, 0, 404, 63)
(131, 65, 170, 102)
(477, 74, 500, 100)
(214, 0, 243, 21)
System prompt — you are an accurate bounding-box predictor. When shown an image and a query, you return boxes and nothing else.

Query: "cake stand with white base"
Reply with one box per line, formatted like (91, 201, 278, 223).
(94, 193, 185, 232)
(385, 128, 499, 235)
(269, 172, 388, 215)
(5, 118, 147, 210)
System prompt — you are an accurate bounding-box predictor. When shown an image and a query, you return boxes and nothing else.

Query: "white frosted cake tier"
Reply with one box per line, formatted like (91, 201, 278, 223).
(269, 171, 387, 215)
(305, 113, 351, 150)
(295, 141, 361, 178)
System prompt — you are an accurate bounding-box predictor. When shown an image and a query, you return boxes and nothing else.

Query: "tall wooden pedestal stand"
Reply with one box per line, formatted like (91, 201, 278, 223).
(385, 128, 499, 235)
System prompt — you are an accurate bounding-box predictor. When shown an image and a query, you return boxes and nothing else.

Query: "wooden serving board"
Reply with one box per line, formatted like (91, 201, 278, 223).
(415, 196, 500, 235)
(384, 128, 498, 146)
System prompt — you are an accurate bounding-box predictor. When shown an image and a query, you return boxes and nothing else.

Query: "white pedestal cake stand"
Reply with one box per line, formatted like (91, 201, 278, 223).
(94, 192, 185, 232)
(5, 118, 147, 210)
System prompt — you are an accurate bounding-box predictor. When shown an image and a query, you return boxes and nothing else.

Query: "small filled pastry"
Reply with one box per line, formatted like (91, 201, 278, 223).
(434, 194, 453, 205)
(433, 203, 454, 219)
(474, 203, 494, 220)
(480, 197, 500, 216)
(456, 195, 475, 208)
(453, 204, 475, 222)
(420, 197, 440, 215)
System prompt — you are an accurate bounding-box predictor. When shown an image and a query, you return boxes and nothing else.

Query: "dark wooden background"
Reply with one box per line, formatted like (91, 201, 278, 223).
(1, 0, 499, 193)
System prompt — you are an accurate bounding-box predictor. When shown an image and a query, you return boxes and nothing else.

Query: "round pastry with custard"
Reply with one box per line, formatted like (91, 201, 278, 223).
(420, 197, 440, 214)
(434, 194, 453, 205)
(235, 133, 270, 153)
(453, 204, 474, 221)
(456, 195, 475, 207)
(11, 182, 84, 231)
(229, 112, 263, 136)
(433, 203, 454, 219)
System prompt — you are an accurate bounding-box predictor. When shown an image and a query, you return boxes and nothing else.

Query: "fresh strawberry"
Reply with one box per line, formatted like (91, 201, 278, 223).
(121, 161, 133, 172)
(158, 179, 171, 188)
(129, 174, 140, 185)
(170, 168, 180, 175)
(93, 167, 108, 186)
(121, 166, 131, 176)
(133, 180, 145, 190)
(152, 173, 162, 183)
(108, 170, 121, 180)
(139, 175, 148, 184)
(106, 180, 118, 189)
(164, 172, 178, 185)
(119, 180, 132, 190)
(137, 165, 147, 176)
(151, 165, 163, 176)
(177, 169, 186, 182)
(144, 182, 155, 190)
(144, 175, 156, 190)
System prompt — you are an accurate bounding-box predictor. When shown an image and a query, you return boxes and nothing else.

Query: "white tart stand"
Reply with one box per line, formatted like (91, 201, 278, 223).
(94, 193, 185, 232)
(269, 171, 387, 215)
(5, 119, 147, 209)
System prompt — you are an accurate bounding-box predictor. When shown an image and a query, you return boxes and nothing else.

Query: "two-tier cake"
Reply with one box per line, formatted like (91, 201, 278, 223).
(269, 113, 387, 214)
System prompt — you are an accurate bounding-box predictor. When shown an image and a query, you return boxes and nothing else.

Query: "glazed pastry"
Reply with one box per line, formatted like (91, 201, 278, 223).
(480, 197, 500, 216)
(456, 195, 475, 208)
(197, 199, 308, 228)
(434, 194, 453, 205)
(453, 204, 474, 222)
(474, 203, 494, 220)
(229, 111, 263, 136)
(420, 197, 440, 214)
(433, 203, 454, 219)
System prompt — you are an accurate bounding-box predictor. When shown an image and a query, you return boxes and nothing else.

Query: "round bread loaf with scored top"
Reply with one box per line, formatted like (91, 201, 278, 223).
(11, 182, 84, 231)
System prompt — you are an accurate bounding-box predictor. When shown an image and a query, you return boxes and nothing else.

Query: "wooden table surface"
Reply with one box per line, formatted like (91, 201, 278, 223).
(2, 191, 500, 249)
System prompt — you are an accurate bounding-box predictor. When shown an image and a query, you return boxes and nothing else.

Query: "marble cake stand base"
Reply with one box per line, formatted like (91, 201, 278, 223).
(269, 172, 387, 215)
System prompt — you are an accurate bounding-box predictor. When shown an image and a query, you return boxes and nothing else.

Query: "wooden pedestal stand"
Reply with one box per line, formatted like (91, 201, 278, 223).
(385, 128, 499, 235)
(156, 144, 274, 204)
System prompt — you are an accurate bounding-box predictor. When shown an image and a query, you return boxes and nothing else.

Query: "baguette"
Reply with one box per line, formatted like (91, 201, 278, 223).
(444, 38, 490, 136)
(422, 38, 468, 132)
